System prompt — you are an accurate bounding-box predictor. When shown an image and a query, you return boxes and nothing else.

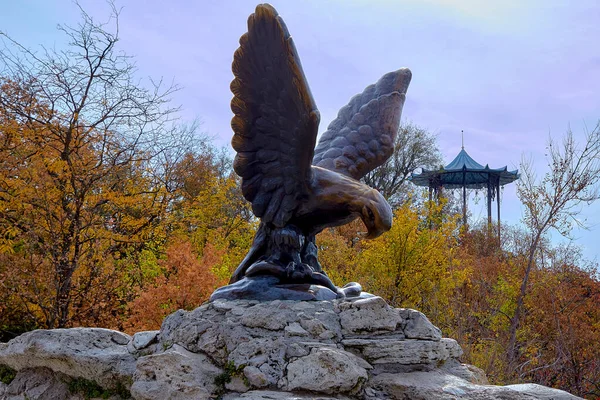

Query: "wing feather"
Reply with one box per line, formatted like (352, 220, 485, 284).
(313, 69, 411, 180)
(231, 4, 320, 227)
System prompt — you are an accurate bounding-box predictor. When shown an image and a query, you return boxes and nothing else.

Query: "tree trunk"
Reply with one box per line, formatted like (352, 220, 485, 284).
(507, 232, 541, 375)
(54, 259, 75, 328)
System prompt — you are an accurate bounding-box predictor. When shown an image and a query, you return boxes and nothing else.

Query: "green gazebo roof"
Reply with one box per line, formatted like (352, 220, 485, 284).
(409, 148, 519, 189)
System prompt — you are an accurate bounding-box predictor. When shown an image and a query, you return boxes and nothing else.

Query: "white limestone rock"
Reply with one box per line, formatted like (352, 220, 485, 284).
(285, 341, 337, 359)
(367, 370, 584, 400)
(343, 337, 457, 366)
(131, 331, 159, 350)
(285, 347, 369, 394)
(443, 338, 463, 358)
(131, 344, 221, 400)
(222, 390, 347, 400)
(398, 308, 442, 340)
(0, 328, 134, 390)
(338, 296, 402, 335)
(228, 337, 287, 386)
(505, 383, 583, 400)
(243, 365, 269, 388)
(0, 297, 585, 400)
(2, 368, 81, 400)
(240, 301, 301, 330)
(295, 303, 341, 340)
(159, 304, 228, 363)
(225, 376, 250, 393)
(441, 359, 489, 384)
(284, 322, 309, 337)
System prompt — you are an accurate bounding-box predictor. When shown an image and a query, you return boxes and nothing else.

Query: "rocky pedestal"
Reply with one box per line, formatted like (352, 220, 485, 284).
(0, 297, 582, 399)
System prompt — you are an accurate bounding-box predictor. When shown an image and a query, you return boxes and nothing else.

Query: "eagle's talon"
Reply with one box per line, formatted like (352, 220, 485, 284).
(245, 261, 287, 279)
(284, 262, 314, 281)
(272, 226, 304, 251)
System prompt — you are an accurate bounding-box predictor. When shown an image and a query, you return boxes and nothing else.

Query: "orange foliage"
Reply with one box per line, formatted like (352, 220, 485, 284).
(124, 239, 225, 332)
(524, 261, 600, 397)
(451, 227, 600, 398)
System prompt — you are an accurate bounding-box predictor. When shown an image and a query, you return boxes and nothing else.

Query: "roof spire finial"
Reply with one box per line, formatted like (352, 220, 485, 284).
(461, 130, 464, 150)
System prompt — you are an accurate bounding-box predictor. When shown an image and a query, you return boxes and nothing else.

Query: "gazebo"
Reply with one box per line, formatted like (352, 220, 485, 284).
(409, 145, 519, 235)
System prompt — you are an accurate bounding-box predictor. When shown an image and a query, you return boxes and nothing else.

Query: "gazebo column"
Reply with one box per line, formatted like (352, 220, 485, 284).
(462, 185, 467, 227)
(463, 185, 467, 226)
(497, 179, 501, 239)
(487, 180, 492, 226)
(462, 169, 467, 227)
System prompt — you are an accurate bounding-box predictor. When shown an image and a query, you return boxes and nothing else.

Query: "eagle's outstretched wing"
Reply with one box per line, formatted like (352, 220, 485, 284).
(312, 69, 411, 180)
(231, 4, 320, 228)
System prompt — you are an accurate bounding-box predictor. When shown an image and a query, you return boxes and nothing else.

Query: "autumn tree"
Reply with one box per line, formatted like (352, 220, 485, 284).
(0, 3, 190, 328)
(321, 196, 467, 330)
(452, 224, 600, 398)
(522, 244, 600, 398)
(125, 149, 255, 331)
(363, 121, 442, 208)
(449, 223, 530, 383)
(125, 239, 222, 332)
(508, 122, 600, 373)
(167, 149, 255, 281)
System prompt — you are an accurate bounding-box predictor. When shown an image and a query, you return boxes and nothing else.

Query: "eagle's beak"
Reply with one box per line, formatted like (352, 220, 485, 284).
(365, 224, 386, 239)
(361, 205, 387, 239)
(360, 198, 393, 239)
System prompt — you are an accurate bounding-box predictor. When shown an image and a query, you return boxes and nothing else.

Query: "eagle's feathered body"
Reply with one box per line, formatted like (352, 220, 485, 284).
(228, 4, 411, 290)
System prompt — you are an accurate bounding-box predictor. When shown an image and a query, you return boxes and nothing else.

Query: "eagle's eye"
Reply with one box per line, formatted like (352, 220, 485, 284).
(366, 207, 375, 220)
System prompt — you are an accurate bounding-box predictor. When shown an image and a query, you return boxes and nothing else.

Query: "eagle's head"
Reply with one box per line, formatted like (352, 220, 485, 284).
(308, 166, 394, 238)
(358, 188, 393, 239)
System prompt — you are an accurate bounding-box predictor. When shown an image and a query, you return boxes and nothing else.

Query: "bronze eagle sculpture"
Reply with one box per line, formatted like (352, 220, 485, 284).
(226, 4, 411, 298)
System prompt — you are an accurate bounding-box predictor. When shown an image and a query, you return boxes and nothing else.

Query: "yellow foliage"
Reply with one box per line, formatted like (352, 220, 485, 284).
(318, 197, 467, 332)
(357, 201, 463, 323)
(167, 167, 255, 282)
(316, 222, 359, 286)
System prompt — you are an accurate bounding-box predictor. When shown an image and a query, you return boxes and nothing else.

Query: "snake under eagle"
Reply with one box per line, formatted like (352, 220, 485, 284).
(228, 4, 411, 296)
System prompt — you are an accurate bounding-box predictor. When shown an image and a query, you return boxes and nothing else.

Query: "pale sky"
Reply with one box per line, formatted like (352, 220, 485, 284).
(2, 1, 600, 263)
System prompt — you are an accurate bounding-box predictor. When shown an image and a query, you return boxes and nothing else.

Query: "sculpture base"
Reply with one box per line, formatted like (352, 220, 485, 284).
(210, 276, 368, 302)
(0, 297, 582, 399)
